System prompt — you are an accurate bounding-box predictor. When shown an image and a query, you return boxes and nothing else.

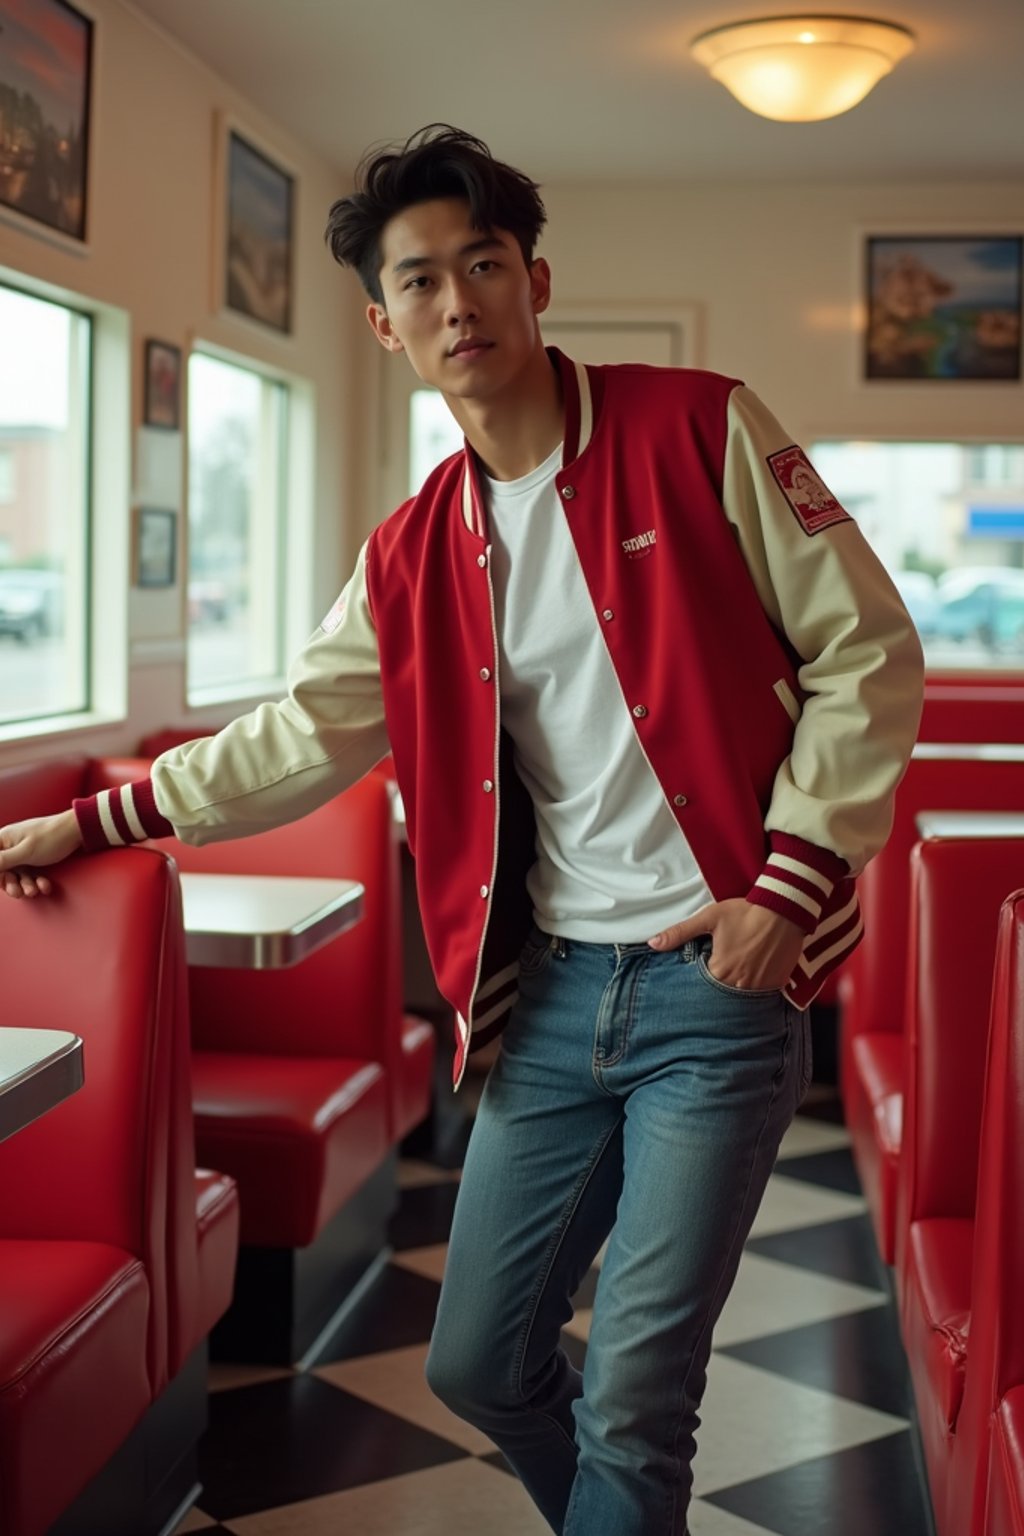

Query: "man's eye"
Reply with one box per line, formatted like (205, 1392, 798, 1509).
(405, 276, 430, 291)
(473, 260, 497, 273)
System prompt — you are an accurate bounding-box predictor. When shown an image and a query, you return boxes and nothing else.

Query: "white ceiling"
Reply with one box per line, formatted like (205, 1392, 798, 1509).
(127, 0, 1023, 184)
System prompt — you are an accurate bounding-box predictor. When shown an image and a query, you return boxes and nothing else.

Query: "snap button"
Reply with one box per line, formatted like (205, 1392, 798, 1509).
(674, 794, 688, 807)
(477, 553, 487, 568)
(480, 884, 489, 898)
(482, 779, 494, 792)
(602, 608, 614, 621)
(632, 704, 648, 719)
(561, 485, 576, 500)
(479, 667, 492, 682)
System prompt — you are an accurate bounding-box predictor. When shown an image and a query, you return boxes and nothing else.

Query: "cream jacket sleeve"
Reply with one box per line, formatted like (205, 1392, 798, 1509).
(723, 386, 925, 876)
(150, 539, 389, 843)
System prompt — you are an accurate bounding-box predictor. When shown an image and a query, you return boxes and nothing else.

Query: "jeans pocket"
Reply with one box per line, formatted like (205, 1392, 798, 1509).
(695, 947, 782, 1001)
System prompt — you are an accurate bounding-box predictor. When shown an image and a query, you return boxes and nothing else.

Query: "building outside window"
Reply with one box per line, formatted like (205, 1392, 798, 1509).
(0, 284, 90, 726)
(812, 440, 1024, 671)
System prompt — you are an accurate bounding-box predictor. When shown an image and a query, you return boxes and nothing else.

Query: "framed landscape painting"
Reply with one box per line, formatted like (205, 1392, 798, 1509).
(866, 235, 1022, 381)
(0, 0, 93, 243)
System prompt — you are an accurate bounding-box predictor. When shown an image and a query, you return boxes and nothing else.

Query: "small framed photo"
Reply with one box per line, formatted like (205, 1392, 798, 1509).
(134, 508, 177, 588)
(144, 340, 182, 429)
(0, 0, 93, 246)
(221, 123, 295, 334)
(865, 235, 1023, 381)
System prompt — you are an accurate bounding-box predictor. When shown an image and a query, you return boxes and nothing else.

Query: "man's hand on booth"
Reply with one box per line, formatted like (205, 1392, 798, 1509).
(0, 811, 83, 899)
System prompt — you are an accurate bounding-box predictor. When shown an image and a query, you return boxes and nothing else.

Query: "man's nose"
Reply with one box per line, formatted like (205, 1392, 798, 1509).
(443, 277, 480, 324)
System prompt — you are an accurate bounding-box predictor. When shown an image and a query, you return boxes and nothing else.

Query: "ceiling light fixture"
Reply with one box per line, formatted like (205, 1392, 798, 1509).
(690, 14, 916, 122)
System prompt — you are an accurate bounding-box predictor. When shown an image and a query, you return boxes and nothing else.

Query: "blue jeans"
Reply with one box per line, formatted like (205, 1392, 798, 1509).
(425, 927, 811, 1536)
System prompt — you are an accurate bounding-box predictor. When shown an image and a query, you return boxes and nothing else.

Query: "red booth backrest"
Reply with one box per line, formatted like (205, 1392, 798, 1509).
(920, 682, 1024, 745)
(0, 848, 182, 1391)
(947, 891, 1024, 1536)
(903, 839, 1024, 1228)
(979, 893, 1024, 1395)
(843, 752, 1024, 1045)
(144, 774, 403, 1070)
(0, 756, 88, 821)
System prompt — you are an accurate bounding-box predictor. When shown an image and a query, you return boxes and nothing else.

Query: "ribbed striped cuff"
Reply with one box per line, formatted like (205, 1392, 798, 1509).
(72, 779, 175, 852)
(746, 832, 849, 935)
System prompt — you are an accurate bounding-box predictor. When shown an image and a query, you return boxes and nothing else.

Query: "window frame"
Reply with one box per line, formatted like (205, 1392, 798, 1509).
(0, 268, 130, 746)
(184, 339, 314, 710)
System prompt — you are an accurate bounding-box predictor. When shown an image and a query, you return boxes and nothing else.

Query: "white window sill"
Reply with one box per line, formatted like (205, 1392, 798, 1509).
(186, 676, 287, 711)
(0, 709, 127, 751)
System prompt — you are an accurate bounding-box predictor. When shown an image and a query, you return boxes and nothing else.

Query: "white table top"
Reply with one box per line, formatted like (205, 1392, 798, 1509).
(916, 811, 1024, 840)
(912, 742, 1024, 762)
(0, 1027, 84, 1143)
(180, 873, 365, 969)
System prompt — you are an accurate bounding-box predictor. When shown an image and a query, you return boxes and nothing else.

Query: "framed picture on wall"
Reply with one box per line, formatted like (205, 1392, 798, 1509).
(216, 121, 296, 335)
(0, 0, 94, 245)
(865, 235, 1023, 381)
(143, 339, 182, 430)
(0, 0, 93, 244)
(134, 508, 177, 588)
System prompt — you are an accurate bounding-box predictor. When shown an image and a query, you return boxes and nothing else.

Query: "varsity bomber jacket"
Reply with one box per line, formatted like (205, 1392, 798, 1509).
(74, 350, 925, 1089)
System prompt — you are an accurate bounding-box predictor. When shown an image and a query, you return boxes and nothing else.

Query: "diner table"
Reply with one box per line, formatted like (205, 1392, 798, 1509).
(180, 872, 365, 969)
(916, 810, 1024, 841)
(0, 1027, 84, 1143)
(912, 742, 1024, 762)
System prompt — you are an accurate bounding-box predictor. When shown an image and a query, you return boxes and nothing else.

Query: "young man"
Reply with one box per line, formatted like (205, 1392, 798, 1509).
(0, 125, 924, 1536)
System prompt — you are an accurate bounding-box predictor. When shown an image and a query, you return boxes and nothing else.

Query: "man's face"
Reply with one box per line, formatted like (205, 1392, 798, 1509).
(366, 197, 551, 399)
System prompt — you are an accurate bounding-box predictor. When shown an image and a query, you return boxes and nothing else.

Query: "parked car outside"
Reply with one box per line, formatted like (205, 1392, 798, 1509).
(933, 566, 1024, 651)
(892, 569, 940, 637)
(0, 570, 64, 643)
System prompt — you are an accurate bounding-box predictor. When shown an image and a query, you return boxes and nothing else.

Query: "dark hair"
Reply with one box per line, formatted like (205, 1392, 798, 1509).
(325, 124, 546, 304)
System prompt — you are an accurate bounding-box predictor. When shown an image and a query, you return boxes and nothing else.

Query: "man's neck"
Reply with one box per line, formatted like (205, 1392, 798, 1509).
(444, 344, 565, 482)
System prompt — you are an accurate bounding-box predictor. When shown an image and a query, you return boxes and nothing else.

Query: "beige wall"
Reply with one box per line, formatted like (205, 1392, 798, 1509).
(539, 178, 1024, 445)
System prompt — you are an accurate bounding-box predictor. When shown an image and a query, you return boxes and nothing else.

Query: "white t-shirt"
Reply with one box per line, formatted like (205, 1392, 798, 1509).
(484, 445, 714, 942)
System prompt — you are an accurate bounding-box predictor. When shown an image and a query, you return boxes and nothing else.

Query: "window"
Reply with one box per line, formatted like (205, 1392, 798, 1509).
(0, 449, 15, 503)
(0, 284, 91, 726)
(187, 352, 290, 699)
(812, 440, 1024, 670)
(409, 388, 462, 495)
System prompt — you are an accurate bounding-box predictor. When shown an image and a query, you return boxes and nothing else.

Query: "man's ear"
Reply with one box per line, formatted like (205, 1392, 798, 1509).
(530, 258, 552, 317)
(366, 302, 405, 354)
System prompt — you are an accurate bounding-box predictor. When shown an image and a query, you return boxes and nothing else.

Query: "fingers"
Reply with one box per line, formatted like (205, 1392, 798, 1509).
(1, 869, 51, 899)
(648, 902, 720, 950)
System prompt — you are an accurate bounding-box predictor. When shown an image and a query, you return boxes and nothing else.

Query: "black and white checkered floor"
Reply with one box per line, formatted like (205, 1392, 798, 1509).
(173, 1081, 933, 1536)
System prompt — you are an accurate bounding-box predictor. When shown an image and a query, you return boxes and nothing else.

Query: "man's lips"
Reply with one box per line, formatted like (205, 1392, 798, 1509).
(449, 339, 493, 358)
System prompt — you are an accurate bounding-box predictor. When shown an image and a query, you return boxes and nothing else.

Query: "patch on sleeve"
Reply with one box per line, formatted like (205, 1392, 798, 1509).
(767, 447, 852, 536)
(320, 591, 347, 634)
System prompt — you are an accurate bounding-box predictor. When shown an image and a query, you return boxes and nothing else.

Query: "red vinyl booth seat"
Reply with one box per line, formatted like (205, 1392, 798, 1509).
(898, 843, 1024, 1536)
(90, 755, 433, 1250)
(990, 1391, 1024, 1536)
(0, 847, 234, 1536)
(131, 744, 432, 1138)
(840, 749, 1024, 1262)
(946, 892, 1024, 1536)
(192, 1053, 390, 1249)
(0, 759, 240, 1374)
